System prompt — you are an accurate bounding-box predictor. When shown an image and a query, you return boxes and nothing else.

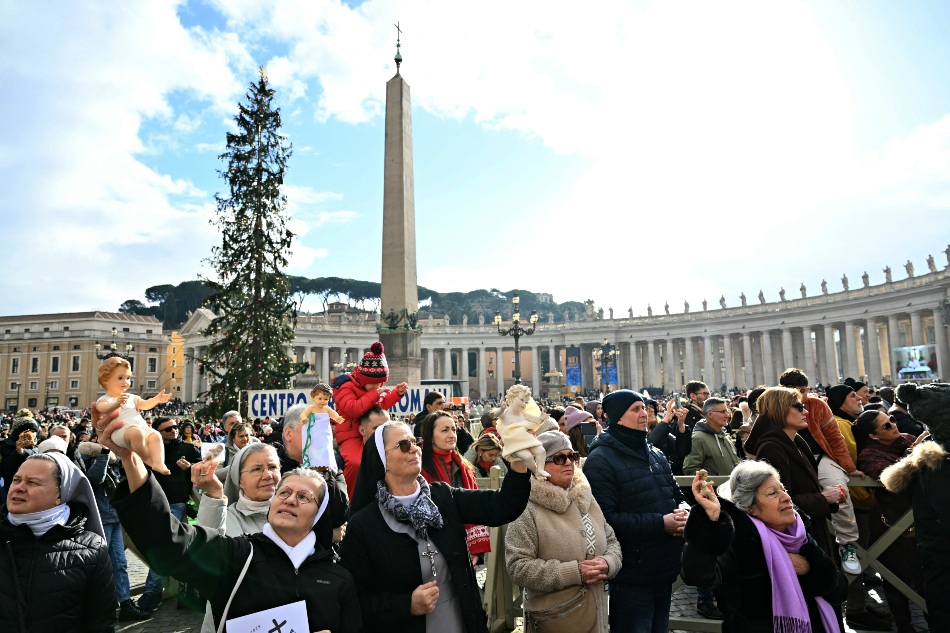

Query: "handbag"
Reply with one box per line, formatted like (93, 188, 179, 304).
(523, 585, 597, 633)
(198, 542, 254, 633)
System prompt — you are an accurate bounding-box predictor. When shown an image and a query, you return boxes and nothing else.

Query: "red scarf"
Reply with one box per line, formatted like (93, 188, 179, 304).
(423, 448, 491, 555)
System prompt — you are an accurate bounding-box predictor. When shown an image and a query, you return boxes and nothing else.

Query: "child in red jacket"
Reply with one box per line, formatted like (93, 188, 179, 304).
(332, 342, 408, 498)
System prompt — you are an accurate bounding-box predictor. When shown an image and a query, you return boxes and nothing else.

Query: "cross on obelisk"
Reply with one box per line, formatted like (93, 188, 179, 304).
(378, 24, 422, 385)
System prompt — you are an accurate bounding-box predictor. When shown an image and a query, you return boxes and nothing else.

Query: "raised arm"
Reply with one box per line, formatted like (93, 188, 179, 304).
(138, 390, 171, 412)
(452, 462, 530, 526)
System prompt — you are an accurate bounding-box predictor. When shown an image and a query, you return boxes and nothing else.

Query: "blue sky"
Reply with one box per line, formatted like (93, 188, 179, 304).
(2, 0, 950, 318)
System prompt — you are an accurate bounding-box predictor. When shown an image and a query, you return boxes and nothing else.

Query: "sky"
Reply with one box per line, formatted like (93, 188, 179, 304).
(3, 0, 950, 318)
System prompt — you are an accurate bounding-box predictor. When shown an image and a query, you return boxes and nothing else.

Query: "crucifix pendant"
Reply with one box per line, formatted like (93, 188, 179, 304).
(421, 541, 438, 578)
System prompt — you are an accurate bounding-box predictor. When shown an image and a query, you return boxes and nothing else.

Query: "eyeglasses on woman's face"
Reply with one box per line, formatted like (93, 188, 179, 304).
(387, 437, 423, 454)
(275, 487, 317, 505)
(241, 463, 281, 478)
(790, 403, 806, 412)
(546, 451, 581, 466)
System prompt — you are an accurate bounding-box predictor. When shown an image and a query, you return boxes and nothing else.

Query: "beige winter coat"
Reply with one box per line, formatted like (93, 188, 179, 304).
(505, 469, 621, 633)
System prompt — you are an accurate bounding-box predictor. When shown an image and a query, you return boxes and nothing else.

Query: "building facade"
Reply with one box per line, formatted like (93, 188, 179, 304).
(176, 262, 950, 401)
(1, 312, 169, 412)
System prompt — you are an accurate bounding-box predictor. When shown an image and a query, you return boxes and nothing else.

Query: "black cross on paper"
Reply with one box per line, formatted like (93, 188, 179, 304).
(269, 618, 288, 633)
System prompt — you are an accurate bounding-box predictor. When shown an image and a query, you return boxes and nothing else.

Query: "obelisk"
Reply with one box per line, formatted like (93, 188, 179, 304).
(379, 26, 422, 385)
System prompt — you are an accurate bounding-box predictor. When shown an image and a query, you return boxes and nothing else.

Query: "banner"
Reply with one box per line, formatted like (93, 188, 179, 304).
(602, 345, 618, 385)
(565, 346, 582, 387)
(247, 384, 455, 419)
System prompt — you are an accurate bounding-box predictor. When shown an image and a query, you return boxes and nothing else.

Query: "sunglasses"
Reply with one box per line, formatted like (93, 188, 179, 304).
(546, 451, 581, 466)
(159, 424, 179, 432)
(790, 403, 806, 412)
(880, 420, 895, 431)
(387, 437, 423, 453)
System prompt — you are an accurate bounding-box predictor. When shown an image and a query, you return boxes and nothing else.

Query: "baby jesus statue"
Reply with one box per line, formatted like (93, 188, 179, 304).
(498, 384, 550, 479)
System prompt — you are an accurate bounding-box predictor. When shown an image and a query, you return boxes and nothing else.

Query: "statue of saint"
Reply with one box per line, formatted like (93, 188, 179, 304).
(779, 288, 786, 302)
(905, 260, 915, 278)
(462, 314, 468, 326)
(841, 274, 849, 292)
(928, 254, 937, 273)
(647, 304, 653, 317)
(702, 299, 708, 311)
(548, 312, 555, 323)
(664, 302, 670, 316)
(758, 290, 766, 305)
(597, 307, 604, 320)
(739, 293, 746, 307)
(608, 307, 613, 320)
(884, 266, 892, 283)
(721, 295, 728, 309)
(478, 313, 485, 325)
(862, 271, 869, 288)
(821, 279, 828, 295)
(628, 306, 634, 318)
(683, 300, 690, 314)
(799, 283, 806, 299)
(564, 309, 570, 322)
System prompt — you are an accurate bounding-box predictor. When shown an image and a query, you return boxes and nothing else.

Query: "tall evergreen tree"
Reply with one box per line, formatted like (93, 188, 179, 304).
(198, 68, 307, 417)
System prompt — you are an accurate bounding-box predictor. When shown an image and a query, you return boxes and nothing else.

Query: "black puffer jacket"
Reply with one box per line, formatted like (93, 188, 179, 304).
(0, 503, 116, 632)
(585, 424, 686, 585)
(681, 499, 846, 633)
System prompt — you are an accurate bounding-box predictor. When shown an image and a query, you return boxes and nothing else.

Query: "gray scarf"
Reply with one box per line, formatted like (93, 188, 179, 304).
(376, 476, 443, 540)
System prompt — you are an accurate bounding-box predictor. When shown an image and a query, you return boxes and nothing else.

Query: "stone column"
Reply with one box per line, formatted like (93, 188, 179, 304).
(183, 347, 194, 401)
(665, 339, 675, 393)
(910, 311, 924, 346)
(703, 335, 714, 385)
(824, 325, 838, 384)
(684, 337, 696, 381)
(741, 333, 753, 389)
(460, 348, 470, 399)
(477, 347, 487, 399)
(442, 349, 452, 380)
(802, 327, 817, 385)
(761, 332, 774, 385)
(531, 346, 541, 395)
(866, 319, 882, 386)
(627, 342, 640, 391)
(843, 321, 859, 379)
(722, 334, 735, 389)
(886, 315, 900, 380)
(425, 348, 435, 380)
(934, 308, 950, 380)
(782, 328, 794, 370)
(495, 349, 505, 397)
(647, 341, 658, 389)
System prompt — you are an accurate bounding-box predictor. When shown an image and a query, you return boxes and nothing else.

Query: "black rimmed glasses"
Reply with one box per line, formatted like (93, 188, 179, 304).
(546, 451, 581, 466)
(275, 487, 317, 505)
(387, 438, 423, 453)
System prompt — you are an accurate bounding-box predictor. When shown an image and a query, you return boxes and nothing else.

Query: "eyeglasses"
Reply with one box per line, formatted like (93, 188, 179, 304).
(546, 451, 581, 466)
(159, 424, 179, 432)
(696, 391, 711, 397)
(708, 409, 730, 415)
(275, 487, 317, 505)
(241, 464, 281, 478)
(387, 438, 423, 453)
(790, 403, 806, 412)
(880, 421, 895, 431)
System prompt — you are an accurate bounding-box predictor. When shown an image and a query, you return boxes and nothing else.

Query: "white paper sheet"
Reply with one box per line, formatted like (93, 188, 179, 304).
(225, 599, 309, 633)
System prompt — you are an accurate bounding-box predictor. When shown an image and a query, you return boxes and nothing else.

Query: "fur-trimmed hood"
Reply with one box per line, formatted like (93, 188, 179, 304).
(880, 440, 948, 494)
(527, 468, 592, 514)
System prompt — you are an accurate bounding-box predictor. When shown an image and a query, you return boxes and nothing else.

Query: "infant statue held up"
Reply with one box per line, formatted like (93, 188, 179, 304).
(498, 384, 550, 479)
(95, 357, 171, 474)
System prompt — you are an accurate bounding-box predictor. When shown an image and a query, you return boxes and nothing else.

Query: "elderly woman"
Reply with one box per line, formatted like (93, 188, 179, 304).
(854, 409, 926, 633)
(743, 386, 846, 565)
(463, 433, 507, 478)
(682, 461, 846, 632)
(505, 431, 621, 633)
(340, 421, 531, 633)
(0, 452, 117, 631)
(103, 422, 361, 633)
(197, 442, 281, 536)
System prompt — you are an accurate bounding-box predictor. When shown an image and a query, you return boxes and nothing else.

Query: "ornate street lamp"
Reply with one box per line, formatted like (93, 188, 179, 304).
(494, 292, 538, 385)
(11, 382, 20, 412)
(95, 327, 133, 361)
(332, 351, 356, 375)
(593, 339, 620, 393)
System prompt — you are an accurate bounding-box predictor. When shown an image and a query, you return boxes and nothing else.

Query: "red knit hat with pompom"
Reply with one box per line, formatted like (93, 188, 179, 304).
(351, 342, 389, 386)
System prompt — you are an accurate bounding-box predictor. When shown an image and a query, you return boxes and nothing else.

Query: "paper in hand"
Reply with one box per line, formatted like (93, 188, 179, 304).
(225, 599, 309, 633)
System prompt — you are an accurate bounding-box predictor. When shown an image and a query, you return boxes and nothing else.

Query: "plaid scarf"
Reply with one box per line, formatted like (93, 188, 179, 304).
(376, 476, 443, 540)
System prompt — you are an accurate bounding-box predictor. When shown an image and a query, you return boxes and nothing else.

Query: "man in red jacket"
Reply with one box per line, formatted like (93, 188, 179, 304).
(332, 342, 408, 498)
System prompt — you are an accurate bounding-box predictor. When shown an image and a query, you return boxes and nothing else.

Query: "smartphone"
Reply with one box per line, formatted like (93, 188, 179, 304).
(674, 393, 683, 409)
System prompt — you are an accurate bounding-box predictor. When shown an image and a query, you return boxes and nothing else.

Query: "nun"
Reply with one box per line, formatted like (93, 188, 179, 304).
(339, 420, 531, 633)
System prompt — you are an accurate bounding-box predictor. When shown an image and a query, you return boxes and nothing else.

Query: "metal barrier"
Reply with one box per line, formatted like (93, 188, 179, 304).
(476, 470, 923, 632)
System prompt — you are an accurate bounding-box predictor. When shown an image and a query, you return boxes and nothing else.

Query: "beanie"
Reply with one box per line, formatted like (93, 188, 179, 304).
(38, 435, 68, 454)
(896, 382, 950, 443)
(537, 431, 572, 459)
(563, 406, 593, 432)
(11, 409, 39, 437)
(602, 389, 644, 425)
(826, 384, 854, 414)
(351, 342, 389, 386)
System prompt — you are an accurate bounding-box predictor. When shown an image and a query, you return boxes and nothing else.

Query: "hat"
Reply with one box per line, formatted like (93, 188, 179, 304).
(826, 384, 854, 414)
(563, 406, 593, 432)
(537, 431, 572, 459)
(350, 422, 397, 517)
(844, 378, 867, 392)
(45, 451, 106, 540)
(602, 390, 644, 425)
(351, 342, 389, 386)
(896, 382, 950, 443)
(38, 436, 68, 454)
(12, 409, 39, 436)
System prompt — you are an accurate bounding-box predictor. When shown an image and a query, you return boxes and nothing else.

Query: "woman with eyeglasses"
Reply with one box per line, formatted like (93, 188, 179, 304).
(101, 420, 361, 633)
(341, 420, 531, 633)
(505, 431, 621, 633)
(854, 410, 927, 633)
(744, 387, 847, 578)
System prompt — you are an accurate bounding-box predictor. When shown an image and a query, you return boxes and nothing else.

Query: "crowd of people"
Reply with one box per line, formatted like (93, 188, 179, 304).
(0, 339, 947, 633)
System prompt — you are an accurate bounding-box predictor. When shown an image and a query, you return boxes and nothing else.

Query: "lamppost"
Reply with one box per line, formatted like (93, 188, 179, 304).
(44, 380, 52, 409)
(11, 382, 20, 412)
(494, 292, 538, 385)
(95, 327, 133, 361)
(593, 339, 620, 393)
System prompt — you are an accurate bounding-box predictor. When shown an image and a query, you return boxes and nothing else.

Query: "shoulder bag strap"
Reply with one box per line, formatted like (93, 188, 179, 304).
(215, 542, 254, 633)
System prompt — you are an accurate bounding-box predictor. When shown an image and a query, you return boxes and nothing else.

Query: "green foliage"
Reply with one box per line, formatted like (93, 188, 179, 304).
(197, 70, 307, 418)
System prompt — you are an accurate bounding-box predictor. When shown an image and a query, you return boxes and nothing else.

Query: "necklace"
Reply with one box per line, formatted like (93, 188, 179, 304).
(421, 540, 438, 578)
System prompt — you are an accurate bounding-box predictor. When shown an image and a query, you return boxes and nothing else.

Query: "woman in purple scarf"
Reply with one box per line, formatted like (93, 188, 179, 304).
(682, 461, 847, 632)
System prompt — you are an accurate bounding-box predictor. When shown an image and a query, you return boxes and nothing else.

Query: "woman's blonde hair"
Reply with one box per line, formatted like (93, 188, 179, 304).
(755, 387, 801, 429)
(98, 357, 131, 388)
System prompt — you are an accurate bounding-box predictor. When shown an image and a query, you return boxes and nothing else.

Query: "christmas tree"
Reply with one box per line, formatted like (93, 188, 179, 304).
(198, 67, 308, 418)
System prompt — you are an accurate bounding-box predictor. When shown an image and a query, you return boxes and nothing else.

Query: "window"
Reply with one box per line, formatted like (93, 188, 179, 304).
(30, 358, 39, 373)
(148, 347, 157, 353)
(148, 358, 157, 372)
(72, 344, 80, 350)
(10, 358, 19, 374)
(12, 347, 19, 352)
(70, 380, 79, 389)
(52, 345, 60, 350)
(43, 327, 49, 332)
(51, 357, 60, 373)
(4, 329, 9, 334)
(172, 359, 177, 367)
(173, 347, 177, 354)
(9, 382, 17, 390)
(23, 328, 29, 333)
(122, 327, 130, 333)
(63, 327, 69, 331)
(129, 358, 134, 371)
(28, 381, 38, 390)
(147, 380, 157, 389)
(171, 372, 176, 379)
(27, 398, 37, 408)
(71, 356, 80, 372)
(146, 330, 153, 334)
(48, 380, 58, 390)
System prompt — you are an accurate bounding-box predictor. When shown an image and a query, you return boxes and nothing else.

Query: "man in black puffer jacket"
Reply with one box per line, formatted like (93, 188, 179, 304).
(585, 390, 687, 633)
(0, 452, 116, 632)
